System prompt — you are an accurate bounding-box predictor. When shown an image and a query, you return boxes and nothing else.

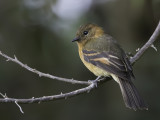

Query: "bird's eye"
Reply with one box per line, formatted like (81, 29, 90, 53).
(83, 31, 88, 35)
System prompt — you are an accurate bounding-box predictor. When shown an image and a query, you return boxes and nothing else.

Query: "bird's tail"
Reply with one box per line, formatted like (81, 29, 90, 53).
(118, 78, 148, 110)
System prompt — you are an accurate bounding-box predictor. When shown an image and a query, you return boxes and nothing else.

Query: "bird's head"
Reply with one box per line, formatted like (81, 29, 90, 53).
(72, 23, 104, 46)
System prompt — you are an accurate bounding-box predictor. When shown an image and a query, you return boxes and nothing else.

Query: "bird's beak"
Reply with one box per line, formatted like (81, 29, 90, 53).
(72, 37, 80, 42)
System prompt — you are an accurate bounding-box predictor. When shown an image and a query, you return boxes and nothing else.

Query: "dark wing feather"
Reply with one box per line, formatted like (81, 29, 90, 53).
(83, 49, 133, 80)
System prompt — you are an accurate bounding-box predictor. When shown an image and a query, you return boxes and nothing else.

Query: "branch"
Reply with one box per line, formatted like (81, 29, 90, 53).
(0, 20, 159, 113)
(0, 51, 89, 85)
(130, 21, 160, 64)
(0, 82, 96, 103)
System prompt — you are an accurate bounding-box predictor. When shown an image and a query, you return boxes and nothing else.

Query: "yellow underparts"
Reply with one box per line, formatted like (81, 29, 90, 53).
(78, 45, 109, 77)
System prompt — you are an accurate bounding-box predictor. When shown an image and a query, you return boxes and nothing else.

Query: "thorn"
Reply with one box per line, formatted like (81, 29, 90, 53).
(6, 59, 10, 61)
(39, 74, 42, 77)
(14, 55, 17, 60)
(4, 93, 8, 98)
(0, 93, 5, 98)
(151, 44, 157, 51)
(136, 48, 140, 52)
(0, 93, 8, 98)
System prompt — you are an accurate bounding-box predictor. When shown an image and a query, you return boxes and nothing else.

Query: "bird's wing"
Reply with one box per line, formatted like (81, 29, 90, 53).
(82, 49, 134, 80)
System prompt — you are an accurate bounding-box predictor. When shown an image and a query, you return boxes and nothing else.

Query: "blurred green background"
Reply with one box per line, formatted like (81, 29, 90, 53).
(0, 0, 160, 119)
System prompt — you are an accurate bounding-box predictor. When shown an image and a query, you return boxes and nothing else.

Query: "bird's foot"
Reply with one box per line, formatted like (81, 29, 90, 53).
(88, 76, 102, 87)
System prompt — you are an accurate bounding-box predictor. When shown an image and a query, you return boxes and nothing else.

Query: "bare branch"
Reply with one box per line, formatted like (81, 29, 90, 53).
(130, 21, 160, 64)
(0, 51, 89, 85)
(0, 82, 96, 104)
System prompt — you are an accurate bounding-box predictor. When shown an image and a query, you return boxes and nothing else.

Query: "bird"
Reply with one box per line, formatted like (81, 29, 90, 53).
(72, 23, 148, 110)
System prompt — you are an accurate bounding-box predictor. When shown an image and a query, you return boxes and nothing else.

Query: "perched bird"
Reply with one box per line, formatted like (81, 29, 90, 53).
(72, 23, 148, 110)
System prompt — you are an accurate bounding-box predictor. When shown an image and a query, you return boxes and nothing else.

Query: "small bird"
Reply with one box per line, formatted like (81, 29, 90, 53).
(72, 23, 148, 110)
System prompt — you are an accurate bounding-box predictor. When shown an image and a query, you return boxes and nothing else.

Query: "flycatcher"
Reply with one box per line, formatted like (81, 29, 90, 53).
(72, 23, 148, 110)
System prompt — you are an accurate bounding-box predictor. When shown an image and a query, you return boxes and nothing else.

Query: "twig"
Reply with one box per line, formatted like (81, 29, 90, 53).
(151, 44, 157, 51)
(15, 101, 24, 114)
(0, 93, 24, 113)
(0, 82, 96, 103)
(0, 51, 89, 85)
(130, 21, 160, 64)
(0, 92, 7, 98)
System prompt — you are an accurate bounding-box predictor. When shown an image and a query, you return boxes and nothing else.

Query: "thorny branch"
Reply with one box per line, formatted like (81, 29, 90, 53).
(0, 52, 88, 85)
(130, 21, 160, 64)
(0, 20, 159, 113)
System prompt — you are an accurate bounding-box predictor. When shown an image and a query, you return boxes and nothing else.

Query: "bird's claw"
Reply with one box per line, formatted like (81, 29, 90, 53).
(88, 76, 102, 87)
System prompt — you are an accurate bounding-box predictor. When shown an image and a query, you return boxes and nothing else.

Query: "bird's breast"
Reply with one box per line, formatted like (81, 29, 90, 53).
(78, 45, 110, 77)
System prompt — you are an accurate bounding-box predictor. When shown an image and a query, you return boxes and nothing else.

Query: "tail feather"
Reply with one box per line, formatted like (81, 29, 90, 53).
(118, 78, 148, 110)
